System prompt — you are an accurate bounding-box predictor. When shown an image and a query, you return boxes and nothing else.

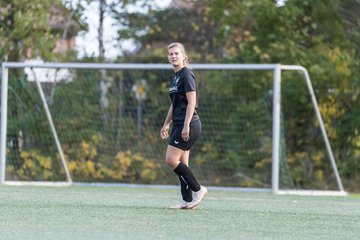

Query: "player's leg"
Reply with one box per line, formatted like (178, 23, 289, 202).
(166, 146, 196, 209)
(180, 149, 189, 166)
(165, 145, 201, 192)
(179, 150, 192, 202)
(167, 121, 207, 209)
(173, 153, 207, 209)
(183, 120, 207, 209)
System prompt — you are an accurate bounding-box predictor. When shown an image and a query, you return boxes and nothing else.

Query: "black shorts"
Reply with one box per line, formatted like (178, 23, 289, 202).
(169, 120, 202, 151)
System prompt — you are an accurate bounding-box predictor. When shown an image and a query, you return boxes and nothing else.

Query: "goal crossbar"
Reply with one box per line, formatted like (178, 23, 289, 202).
(0, 62, 346, 196)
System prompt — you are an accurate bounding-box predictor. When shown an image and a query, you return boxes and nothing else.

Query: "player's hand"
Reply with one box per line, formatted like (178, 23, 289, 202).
(182, 125, 190, 142)
(160, 125, 169, 139)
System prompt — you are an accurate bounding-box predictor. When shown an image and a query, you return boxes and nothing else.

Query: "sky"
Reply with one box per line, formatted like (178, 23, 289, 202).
(75, 0, 171, 59)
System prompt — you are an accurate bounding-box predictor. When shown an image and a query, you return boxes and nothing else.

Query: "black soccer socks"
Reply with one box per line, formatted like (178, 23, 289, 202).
(173, 162, 201, 192)
(179, 175, 193, 202)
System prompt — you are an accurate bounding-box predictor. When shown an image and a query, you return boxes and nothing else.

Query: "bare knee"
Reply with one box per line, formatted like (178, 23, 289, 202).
(165, 146, 184, 169)
(165, 156, 179, 169)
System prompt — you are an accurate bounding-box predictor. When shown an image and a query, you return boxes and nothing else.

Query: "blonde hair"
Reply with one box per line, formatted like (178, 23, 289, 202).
(167, 42, 189, 66)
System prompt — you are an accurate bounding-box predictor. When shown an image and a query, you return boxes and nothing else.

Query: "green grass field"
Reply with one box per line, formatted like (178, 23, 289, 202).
(0, 185, 359, 240)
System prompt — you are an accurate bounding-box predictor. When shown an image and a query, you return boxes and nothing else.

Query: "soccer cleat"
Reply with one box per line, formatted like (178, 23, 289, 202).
(186, 186, 208, 209)
(169, 200, 192, 209)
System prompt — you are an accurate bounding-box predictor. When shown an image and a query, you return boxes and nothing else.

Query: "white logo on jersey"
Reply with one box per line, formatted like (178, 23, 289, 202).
(169, 76, 180, 92)
(174, 76, 180, 84)
(169, 86, 178, 92)
(174, 140, 179, 144)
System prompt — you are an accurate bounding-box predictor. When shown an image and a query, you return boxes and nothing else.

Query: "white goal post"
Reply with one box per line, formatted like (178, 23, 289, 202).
(0, 62, 346, 195)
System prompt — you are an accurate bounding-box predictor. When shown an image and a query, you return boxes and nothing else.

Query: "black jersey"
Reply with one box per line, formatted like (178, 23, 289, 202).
(169, 67, 200, 124)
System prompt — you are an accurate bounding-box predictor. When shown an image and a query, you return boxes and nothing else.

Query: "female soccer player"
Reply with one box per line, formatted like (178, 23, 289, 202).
(160, 42, 207, 209)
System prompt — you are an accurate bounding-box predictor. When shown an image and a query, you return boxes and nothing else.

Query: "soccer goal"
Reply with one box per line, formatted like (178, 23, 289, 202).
(0, 62, 346, 195)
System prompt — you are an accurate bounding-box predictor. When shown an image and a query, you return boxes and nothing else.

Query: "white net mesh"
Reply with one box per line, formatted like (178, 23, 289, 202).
(3, 64, 340, 190)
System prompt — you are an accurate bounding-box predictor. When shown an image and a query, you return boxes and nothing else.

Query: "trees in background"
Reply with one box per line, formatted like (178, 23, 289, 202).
(0, 0, 85, 62)
(0, 0, 55, 62)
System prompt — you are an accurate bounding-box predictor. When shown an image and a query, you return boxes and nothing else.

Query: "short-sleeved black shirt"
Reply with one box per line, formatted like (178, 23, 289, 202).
(169, 67, 200, 124)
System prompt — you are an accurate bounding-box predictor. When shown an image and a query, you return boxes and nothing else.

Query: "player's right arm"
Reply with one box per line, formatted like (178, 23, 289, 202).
(160, 104, 173, 139)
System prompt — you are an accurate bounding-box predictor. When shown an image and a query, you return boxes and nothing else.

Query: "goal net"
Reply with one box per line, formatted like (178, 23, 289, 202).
(0, 62, 345, 195)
